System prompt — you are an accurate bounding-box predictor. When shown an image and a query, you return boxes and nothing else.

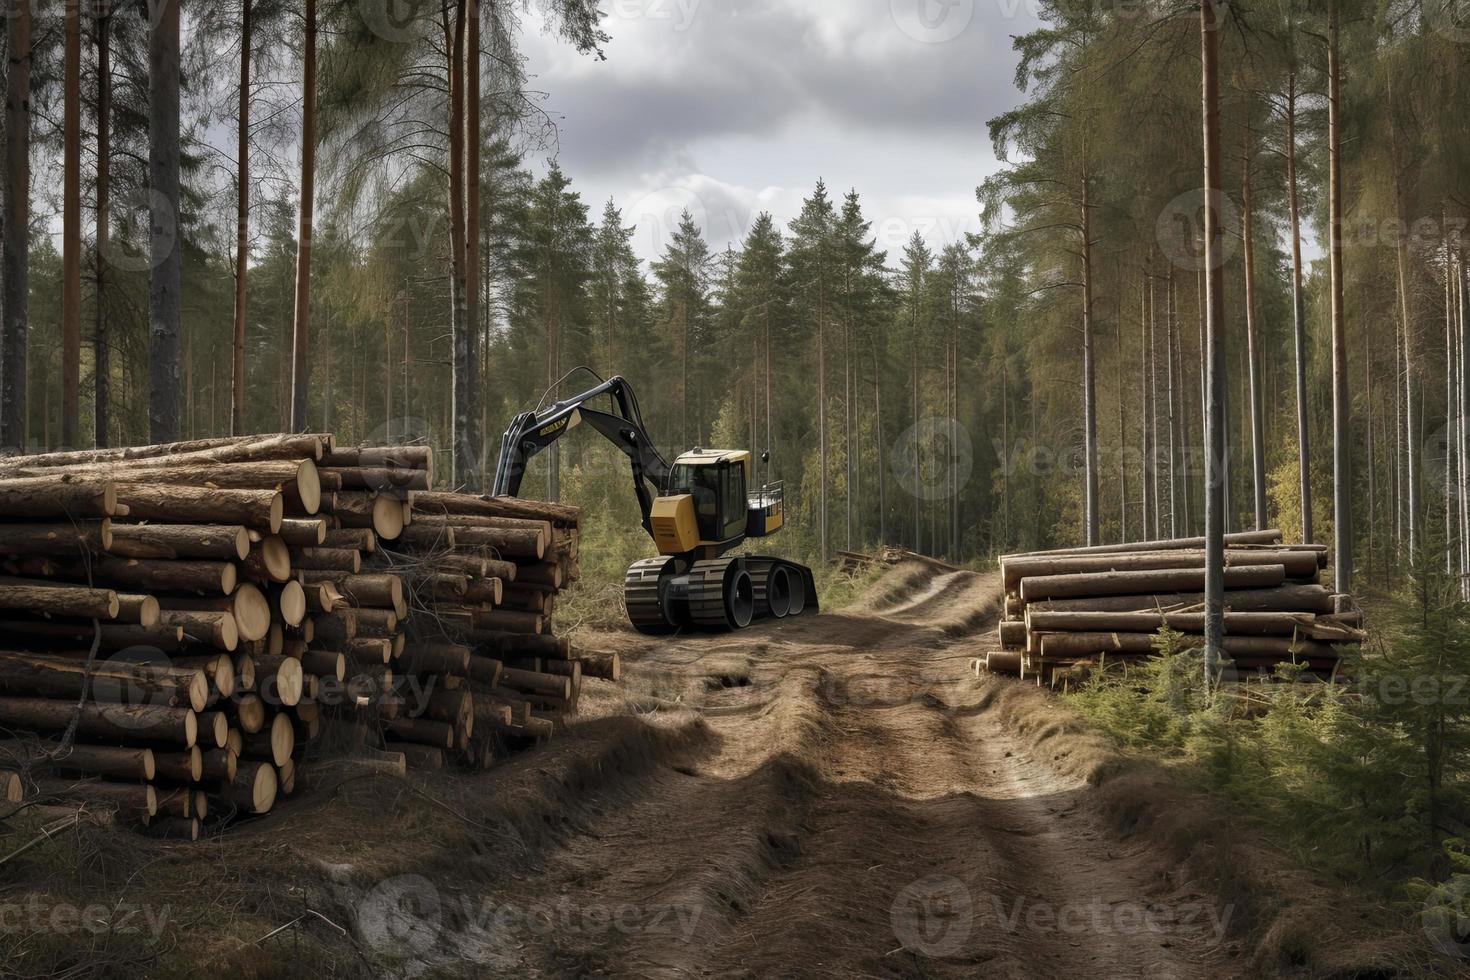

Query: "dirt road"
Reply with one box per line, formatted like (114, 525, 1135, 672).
(357, 564, 1241, 978)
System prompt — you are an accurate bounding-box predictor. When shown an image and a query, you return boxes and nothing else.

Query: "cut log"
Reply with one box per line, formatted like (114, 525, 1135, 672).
(104, 523, 250, 561)
(455, 630, 570, 659)
(222, 760, 278, 814)
(240, 537, 291, 584)
(322, 465, 430, 492)
(321, 445, 432, 470)
(1021, 584, 1338, 615)
(0, 697, 196, 746)
(1020, 565, 1287, 603)
(114, 593, 161, 627)
(1024, 609, 1366, 642)
(415, 492, 580, 528)
(277, 518, 328, 547)
(345, 637, 392, 665)
(115, 486, 283, 532)
(252, 656, 304, 707)
(400, 643, 471, 676)
(230, 693, 266, 735)
(322, 528, 375, 552)
(0, 521, 111, 557)
(291, 547, 361, 573)
(273, 580, 307, 627)
(0, 740, 155, 780)
(35, 778, 156, 817)
(0, 581, 119, 619)
(451, 526, 545, 559)
(300, 649, 345, 681)
(153, 746, 202, 782)
(1002, 529, 1283, 561)
(43, 557, 238, 595)
(159, 610, 239, 652)
(475, 610, 542, 635)
(241, 713, 293, 767)
(1036, 631, 1348, 661)
(393, 525, 456, 550)
(333, 492, 404, 540)
(1002, 548, 1321, 592)
(498, 666, 570, 699)
(0, 478, 117, 518)
(0, 651, 208, 711)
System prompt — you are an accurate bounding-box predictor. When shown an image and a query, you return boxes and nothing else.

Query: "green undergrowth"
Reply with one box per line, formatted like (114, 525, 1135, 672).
(1065, 567, 1470, 949)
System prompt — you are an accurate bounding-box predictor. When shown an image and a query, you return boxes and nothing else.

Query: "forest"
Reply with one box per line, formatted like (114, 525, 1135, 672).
(2, 0, 1469, 586)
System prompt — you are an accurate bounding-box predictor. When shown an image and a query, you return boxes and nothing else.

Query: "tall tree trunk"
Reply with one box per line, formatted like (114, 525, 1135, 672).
(232, 0, 252, 435)
(289, 0, 318, 433)
(818, 292, 828, 560)
(148, 0, 182, 443)
(3, 0, 33, 450)
(1446, 231, 1457, 576)
(1081, 175, 1099, 546)
(875, 343, 885, 545)
(462, 0, 482, 490)
(62, 0, 82, 448)
(94, 2, 111, 448)
(1167, 265, 1181, 538)
(1142, 270, 1154, 540)
(1201, 0, 1227, 675)
(1328, 0, 1352, 591)
(446, 0, 470, 486)
(1242, 128, 1267, 530)
(1286, 68, 1312, 543)
(1458, 242, 1470, 594)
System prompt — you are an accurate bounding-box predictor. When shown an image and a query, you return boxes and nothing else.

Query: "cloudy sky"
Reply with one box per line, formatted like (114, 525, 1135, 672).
(516, 0, 1041, 265)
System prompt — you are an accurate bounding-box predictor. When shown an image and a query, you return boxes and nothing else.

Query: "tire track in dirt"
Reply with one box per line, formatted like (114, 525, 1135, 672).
(408, 564, 1238, 978)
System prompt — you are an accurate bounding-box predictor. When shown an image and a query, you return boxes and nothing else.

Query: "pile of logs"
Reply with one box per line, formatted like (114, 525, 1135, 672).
(0, 434, 609, 833)
(977, 530, 1365, 686)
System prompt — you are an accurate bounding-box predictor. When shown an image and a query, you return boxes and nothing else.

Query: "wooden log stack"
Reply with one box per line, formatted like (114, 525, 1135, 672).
(975, 530, 1364, 686)
(0, 434, 613, 828)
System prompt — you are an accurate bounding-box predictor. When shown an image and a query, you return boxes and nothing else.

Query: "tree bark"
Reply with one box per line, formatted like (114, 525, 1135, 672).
(1020, 563, 1284, 603)
(1242, 128, 1267, 530)
(2, 0, 32, 450)
(106, 523, 250, 561)
(1285, 68, 1312, 543)
(148, 0, 181, 442)
(1081, 174, 1099, 545)
(0, 697, 196, 747)
(232, 0, 252, 434)
(289, 0, 317, 433)
(1200, 0, 1227, 675)
(94, 2, 112, 448)
(62, 0, 83, 448)
(1328, 0, 1351, 590)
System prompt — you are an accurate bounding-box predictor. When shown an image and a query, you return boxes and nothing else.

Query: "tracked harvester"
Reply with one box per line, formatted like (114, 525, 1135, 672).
(493, 374, 818, 633)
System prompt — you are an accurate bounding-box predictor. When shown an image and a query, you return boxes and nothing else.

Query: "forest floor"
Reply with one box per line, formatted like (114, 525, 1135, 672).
(0, 563, 1432, 979)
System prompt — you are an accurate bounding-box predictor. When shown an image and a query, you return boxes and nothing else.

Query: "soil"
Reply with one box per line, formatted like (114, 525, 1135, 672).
(0, 562, 1428, 979)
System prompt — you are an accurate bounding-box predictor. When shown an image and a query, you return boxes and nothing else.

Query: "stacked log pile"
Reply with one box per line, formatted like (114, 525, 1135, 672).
(977, 530, 1364, 685)
(0, 435, 610, 830)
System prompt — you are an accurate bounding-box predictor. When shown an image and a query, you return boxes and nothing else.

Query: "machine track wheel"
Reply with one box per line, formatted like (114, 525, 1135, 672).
(689, 558, 754, 631)
(624, 557, 679, 635)
(749, 561, 793, 619)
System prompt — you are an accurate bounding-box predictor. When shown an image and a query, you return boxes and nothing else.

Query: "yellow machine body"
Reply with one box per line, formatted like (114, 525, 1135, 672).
(651, 494, 701, 555)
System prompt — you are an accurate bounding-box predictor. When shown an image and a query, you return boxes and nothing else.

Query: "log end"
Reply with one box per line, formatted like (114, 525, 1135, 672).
(296, 459, 322, 516)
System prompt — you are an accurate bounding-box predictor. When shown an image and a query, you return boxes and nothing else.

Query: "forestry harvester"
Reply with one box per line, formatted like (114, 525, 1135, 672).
(492, 373, 818, 633)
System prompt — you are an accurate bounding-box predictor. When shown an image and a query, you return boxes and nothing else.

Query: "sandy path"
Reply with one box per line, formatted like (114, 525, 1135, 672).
(408, 566, 1238, 978)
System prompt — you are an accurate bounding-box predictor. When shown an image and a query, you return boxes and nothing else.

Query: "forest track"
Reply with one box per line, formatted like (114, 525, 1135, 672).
(371, 563, 1240, 978)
